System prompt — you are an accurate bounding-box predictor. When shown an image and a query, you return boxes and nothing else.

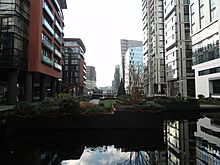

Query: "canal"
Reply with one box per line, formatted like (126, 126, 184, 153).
(0, 111, 220, 165)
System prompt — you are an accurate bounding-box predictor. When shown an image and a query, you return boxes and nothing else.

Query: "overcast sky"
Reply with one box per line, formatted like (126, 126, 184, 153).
(63, 0, 143, 87)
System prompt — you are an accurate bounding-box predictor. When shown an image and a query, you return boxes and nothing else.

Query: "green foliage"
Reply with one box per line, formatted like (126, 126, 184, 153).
(81, 105, 113, 116)
(99, 102, 104, 106)
(198, 94, 205, 99)
(198, 97, 220, 105)
(99, 99, 116, 108)
(154, 96, 197, 105)
(53, 93, 80, 114)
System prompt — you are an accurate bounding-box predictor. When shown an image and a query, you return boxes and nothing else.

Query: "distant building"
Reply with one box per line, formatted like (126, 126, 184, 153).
(164, 0, 195, 97)
(120, 39, 142, 82)
(112, 65, 120, 94)
(85, 66, 96, 92)
(99, 86, 114, 96)
(191, 0, 220, 98)
(63, 38, 86, 96)
(125, 46, 144, 94)
(0, 0, 67, 104)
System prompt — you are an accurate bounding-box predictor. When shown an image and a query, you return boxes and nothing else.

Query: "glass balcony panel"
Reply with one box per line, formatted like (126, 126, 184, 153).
(43, 2, 54, 20)
(42, 17, 54, 35)
(55, 21, 62, 33)
(54, 62, 62, 70)
(42, 55, 52, 65)
(54, 33, 62, 45)
(42, 38, 53, 51)
(54, 49, 62, 58)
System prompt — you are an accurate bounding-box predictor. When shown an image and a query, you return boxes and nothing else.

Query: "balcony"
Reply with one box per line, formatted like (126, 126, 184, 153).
(42, 38, 53, 51)
(55, 20, 62, 33)
(52, 0, 62, 17)
(42, 55, 52, 66)
(54, 62, 62, 71)
(42, 17, 54, 35)
(43, 2, 54, 21)
(54, 33, 62, 45)
(54, 49, 62, 58)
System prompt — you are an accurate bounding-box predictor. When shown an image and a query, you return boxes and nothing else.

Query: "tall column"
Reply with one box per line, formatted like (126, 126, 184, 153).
(8, 70, 18, 105)
(40, 74, 47, 101)
(24, 72, 32, 103)
(50, 77, 56, 97)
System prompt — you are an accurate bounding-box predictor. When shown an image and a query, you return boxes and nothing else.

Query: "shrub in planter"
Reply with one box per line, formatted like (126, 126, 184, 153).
(53, 94, 80, 114)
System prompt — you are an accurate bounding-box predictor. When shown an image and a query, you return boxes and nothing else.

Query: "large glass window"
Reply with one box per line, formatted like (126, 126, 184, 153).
(213, 80, 220, 94)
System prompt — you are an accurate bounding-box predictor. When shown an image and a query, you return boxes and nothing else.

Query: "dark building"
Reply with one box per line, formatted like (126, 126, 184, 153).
(85, 66, 96, 92)
(0, 0, 67, 104)
(112, 64, 120, 94)
(63, 38, 86, 96)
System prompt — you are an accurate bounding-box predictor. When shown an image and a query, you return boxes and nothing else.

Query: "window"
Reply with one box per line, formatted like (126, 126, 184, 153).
(210, 0, 216, 22)
(199, 0, 204, 29)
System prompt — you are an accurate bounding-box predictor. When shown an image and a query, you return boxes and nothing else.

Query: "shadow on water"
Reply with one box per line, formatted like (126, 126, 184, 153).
(1, 111, 220, 164)
(0, 128, 165, 165)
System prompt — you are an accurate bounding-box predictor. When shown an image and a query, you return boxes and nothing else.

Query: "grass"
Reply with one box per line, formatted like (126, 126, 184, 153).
(99, 99, 116, 108)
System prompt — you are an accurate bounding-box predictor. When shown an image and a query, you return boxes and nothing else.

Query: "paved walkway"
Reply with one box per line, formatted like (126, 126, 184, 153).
(89, 99, 100, 105)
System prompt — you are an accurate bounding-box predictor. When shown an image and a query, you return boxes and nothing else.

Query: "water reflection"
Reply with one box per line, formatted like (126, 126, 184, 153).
(61, 146, 165, 165)
(1, 112, 220, 164)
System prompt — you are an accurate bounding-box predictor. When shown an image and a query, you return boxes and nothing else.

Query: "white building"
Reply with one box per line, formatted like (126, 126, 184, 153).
(164, 0, 195, 97)
(191, 0, 220, 98)
(142, 0, 166, 96)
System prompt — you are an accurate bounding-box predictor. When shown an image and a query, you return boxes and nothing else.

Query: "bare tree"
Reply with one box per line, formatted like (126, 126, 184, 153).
(126, 62, 145, 103)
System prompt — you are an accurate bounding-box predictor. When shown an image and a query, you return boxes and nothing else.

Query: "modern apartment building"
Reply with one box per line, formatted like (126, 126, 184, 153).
(191, 0, 220, 98)
(85, 65, 96, 91)
(142, 0, 166, 96)
(120, 39, 142, 82)
(125, 46, 144, 94)
(164, 0, 195, 97)
(0, 0, 67, 104)
(63, 38, 86, 96)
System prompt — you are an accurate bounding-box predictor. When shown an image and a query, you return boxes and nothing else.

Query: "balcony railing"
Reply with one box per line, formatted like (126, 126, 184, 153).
(54, 62, 62, 70)
(54, 49, 62, 58)
(42, 17, 54, 35)
(55, 20, 62, 33)
(42, 38, 53, 51)
(43, 2, 54, 20)
(42, 55, 52, 65)
(54, 33, 62, 45)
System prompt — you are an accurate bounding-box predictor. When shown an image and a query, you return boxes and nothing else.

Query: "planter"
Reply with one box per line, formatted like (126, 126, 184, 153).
(5, 111, 164, 132)
(164, 101, 199, 111)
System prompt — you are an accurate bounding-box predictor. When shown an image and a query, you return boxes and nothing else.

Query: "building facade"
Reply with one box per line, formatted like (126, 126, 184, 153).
(167, 120, 197, 164)
(85, 66, 96, 93)
(191, 0, 220, 98)
(125, 46, 144, 94)
(164, 0, 195, 97)
(120, 39, 142, 82)
(195, 116, 220, 164)
(112, 65, 120, 94)
(0, 0, 67, 104)
(142, 0, 166, 96)
(63, 38, 86, 96)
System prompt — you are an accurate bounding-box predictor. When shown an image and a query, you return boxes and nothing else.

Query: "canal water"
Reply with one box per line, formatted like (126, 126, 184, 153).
(1, 111, 220, 165)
